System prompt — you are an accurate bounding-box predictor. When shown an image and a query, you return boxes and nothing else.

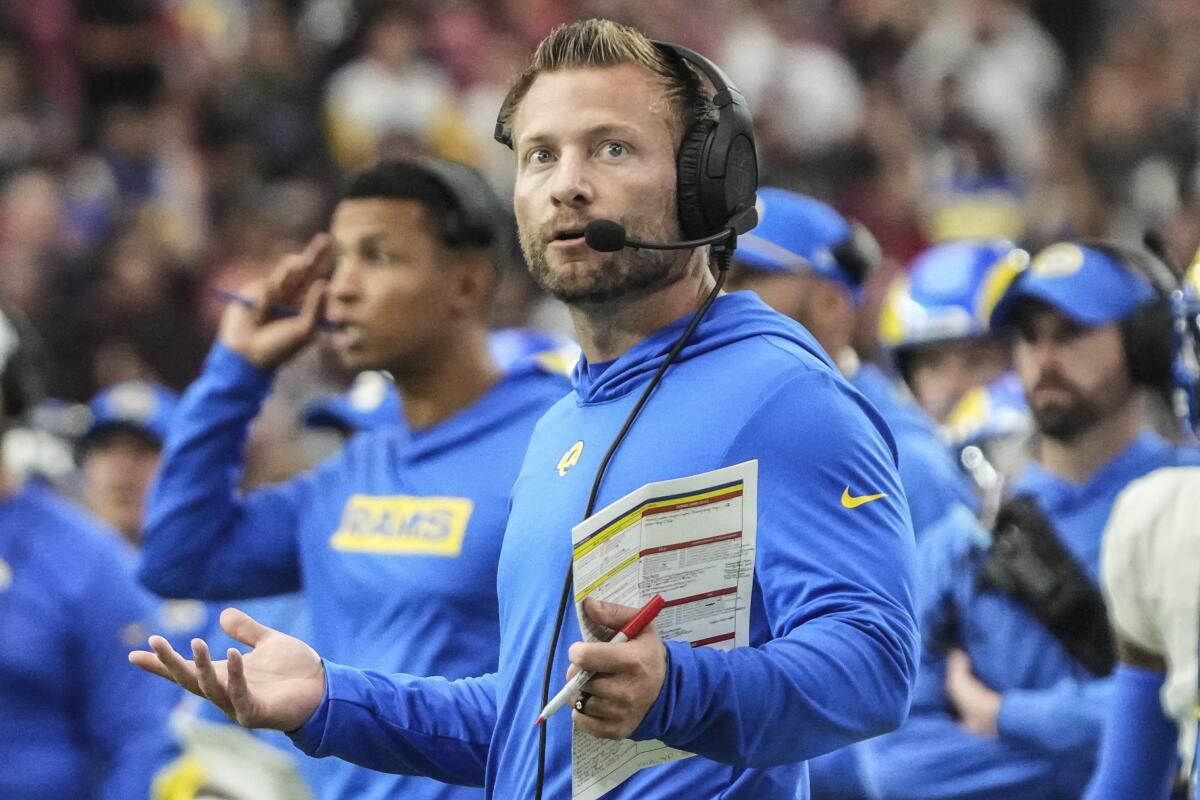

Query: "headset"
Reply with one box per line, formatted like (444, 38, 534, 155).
(1077, 240, 1181, 392)
(0, 305, 43, 421)
(658, 42, 758, 241)
(494, 41, 759, 249)
(831, 220, 883, 289)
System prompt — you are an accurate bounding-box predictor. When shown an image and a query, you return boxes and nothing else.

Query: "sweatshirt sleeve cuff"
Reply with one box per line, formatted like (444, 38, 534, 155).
(996, 689, 1043, 746)
(205, 342, 275, 394)
(286, 658, 338, 756)
(630, 639, 686, 742)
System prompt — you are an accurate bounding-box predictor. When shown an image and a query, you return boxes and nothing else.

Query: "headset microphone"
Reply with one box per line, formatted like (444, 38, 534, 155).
(583, 207, 759, 256)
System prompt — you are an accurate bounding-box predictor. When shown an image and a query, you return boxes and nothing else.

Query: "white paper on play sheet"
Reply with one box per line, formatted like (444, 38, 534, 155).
(569, 460, 758, 800)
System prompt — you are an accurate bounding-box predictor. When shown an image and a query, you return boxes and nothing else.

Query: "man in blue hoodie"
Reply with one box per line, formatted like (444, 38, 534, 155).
(132, 19, 918, 799)
(136, 157, 571, 800)
(0, 307, 180, 800)
(863, 241, 1200, 799)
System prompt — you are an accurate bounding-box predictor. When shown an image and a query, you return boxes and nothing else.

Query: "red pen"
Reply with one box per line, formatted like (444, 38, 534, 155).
(534, 593, 667, 725)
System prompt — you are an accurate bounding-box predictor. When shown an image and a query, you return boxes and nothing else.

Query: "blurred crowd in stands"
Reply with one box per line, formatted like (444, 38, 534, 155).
(2, 0, 1200, 480)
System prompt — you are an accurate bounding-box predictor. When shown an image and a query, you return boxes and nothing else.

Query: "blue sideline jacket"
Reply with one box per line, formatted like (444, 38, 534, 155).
(288, 291, 920, 799)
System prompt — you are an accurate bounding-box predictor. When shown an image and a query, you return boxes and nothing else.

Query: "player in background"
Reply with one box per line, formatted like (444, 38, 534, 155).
(0, 308, 180, 800)
(878, 239, 1026, 425)
(865, 241, 1200, 799)
(138, 157, 571, 800)
(728, 187, 977, 543)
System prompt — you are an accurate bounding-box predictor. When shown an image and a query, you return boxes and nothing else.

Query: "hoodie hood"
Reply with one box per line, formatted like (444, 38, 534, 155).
(389, 359, 570, 461)
(571, 291, 835, 405)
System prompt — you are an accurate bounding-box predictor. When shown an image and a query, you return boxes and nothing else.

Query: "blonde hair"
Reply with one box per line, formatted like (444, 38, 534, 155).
(495, 18, 709, 148)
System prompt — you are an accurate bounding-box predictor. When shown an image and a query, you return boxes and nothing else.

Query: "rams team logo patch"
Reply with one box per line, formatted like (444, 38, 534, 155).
(557, 441, 584, 476)
(1030, 243, 1084, 278)
(330, 494, 473, 556)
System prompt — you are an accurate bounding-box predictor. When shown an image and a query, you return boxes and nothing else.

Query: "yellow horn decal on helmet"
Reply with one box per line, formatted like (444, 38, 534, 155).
(876, 277, 912, 348)
(944, 384, 991, 444)
(1186, 247, 1200, 297)
(976, 248, 1030, 327)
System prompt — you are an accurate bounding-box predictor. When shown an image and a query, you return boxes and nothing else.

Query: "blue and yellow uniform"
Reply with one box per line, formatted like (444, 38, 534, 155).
(139, 342, 570, 800)
(864, 433, 1196, 798)
(864, 243, 1200, 798)
(0, 481, 179, 800)
(287, 292, 919, 798)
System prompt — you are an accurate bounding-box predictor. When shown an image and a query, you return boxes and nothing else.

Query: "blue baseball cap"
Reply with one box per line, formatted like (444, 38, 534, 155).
(303, 371, 401, 433)
(990, 243, 1159, 328)
(735, 188, 862, 296)
(81, 381, 178, 450)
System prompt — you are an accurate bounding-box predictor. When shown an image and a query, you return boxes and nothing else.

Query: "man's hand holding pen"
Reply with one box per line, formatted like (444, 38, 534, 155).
(566, 596, 669, 740)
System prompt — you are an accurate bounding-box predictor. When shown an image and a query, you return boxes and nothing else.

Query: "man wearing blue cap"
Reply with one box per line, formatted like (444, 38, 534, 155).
(864, 241, 1200, 799)
(79, 381, 215, 656)
(729, 188, 975, 541)
(79, 380, 179, 546)
(80, 379, 318, 799)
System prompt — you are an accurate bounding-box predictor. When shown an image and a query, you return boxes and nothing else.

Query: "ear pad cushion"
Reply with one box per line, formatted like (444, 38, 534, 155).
(1122, 300, 1174, 389)
(676, 120, 717, 240)
(0, 308, 43, 420)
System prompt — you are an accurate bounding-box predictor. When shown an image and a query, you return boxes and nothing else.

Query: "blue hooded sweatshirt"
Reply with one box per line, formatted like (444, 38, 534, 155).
(0, 482, 179, 800)
(288, 291, 919, 798)
(139, 342, 570, 800)
(863, 431, 1200, 799)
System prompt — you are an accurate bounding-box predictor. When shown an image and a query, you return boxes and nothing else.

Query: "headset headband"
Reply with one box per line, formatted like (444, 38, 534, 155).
(492, 41, 750, 154)
(410, 157, 506, 248)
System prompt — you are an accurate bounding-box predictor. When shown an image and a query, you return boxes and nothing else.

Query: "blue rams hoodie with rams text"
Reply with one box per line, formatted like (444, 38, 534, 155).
(140, 344, 571, 800)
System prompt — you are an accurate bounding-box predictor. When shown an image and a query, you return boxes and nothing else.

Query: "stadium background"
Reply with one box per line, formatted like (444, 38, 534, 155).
(3, 0, 1199, 484)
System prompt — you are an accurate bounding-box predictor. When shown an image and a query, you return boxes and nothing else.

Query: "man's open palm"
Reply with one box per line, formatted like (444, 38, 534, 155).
(129, 607, 325, 732)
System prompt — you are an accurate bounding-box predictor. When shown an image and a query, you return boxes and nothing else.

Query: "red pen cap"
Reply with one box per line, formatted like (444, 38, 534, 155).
(618, 594, 666, 640)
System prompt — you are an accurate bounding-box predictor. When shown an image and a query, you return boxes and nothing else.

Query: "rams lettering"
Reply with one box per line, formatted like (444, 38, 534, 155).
(329, 494, 474, 556)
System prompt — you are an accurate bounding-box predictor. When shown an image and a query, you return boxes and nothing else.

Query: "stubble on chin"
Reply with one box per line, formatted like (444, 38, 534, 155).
(1029, 386, 1106, 442)
(520, 233, 680, 306)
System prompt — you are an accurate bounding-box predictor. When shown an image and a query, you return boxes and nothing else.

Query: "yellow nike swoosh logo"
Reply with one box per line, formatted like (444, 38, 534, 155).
(842, 486, 887, 509)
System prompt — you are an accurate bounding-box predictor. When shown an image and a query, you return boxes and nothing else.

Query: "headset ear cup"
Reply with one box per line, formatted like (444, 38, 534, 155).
(676, 120, 716, 239)
(1122, 300, 1174, 389)
(0, 308, 43, 421)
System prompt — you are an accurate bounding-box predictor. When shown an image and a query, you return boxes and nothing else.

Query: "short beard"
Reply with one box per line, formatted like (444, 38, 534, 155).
(1031, 396, 1103, 443)
(520, 220, 682, 306)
